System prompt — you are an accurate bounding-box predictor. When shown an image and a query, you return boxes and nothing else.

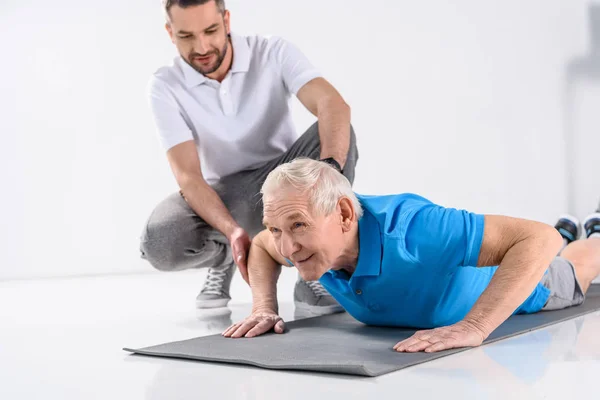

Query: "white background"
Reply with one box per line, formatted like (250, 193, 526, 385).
(1, 0, 599, 280)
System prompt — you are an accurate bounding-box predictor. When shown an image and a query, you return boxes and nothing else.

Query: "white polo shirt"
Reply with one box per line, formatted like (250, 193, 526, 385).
(147, 33, 322, 184)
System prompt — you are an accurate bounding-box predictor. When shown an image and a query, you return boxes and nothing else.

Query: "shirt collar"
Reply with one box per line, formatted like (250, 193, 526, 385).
(179, 32, 250, 88)
(229, 32, 250, 73)
(351, 209, 383, 278)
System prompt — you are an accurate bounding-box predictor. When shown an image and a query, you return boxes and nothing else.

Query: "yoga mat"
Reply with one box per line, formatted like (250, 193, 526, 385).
(124, 285, 600, 377)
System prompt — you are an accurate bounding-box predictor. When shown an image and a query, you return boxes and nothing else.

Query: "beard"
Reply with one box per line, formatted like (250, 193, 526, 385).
(184, 34, 229, 76)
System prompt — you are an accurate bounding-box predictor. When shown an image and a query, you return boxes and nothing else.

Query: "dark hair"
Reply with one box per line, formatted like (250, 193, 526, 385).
(163, 0, 226, 17)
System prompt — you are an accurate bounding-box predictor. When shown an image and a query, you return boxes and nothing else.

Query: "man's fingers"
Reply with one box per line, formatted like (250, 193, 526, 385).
(424, 333, 469, 352)
(394, 336, 420, 352)
(395, 330, 443, 352)
(424, 340, 451, 353)
(395, 324, 484, 353)
(245, 319, 277, 338)
(222, 323, 238, 336)
(238, 264, 249, 284)
(230, 320, 258, 338)
(406, 339, 435, 353)
(274, 319, 286, 334)
(223, 317, 284, 339)
(236, 252, 245, 265)
(394, 329, 433, 350)
(233, 248, 248, 269)
(223, 311, 285, 339)
(232, 248, 249, 283)
(222, 323, 241, 337)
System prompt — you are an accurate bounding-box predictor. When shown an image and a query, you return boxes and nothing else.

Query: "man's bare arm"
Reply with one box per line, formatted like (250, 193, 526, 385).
(167, 141, 239, 237)
(395, 214, 563, 353)
(166, 141, 252, 276)
(465, 215, 564, 337)
(248, 230, 290, 313)
(297, 77, 351, 168)
(222, 230, 290, 338)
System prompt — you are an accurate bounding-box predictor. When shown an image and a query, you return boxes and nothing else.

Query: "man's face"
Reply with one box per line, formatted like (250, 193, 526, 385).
(166, 2, 231, 76)
(263, 189, 346, 281)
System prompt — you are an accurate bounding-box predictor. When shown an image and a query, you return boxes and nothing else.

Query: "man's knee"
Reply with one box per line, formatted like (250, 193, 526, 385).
(280, 122, 359, 185)
(561, 240, 600, 291)
(140, 237, 183, 272)
(140, 222, 232, 272)
(343, 125, 359, 184)
(139, 193, 204, 272)
(308, 122, 359, 182)
(140, 216, 196, 272)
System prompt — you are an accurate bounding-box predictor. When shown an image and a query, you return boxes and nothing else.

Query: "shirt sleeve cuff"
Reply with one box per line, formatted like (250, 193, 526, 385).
(465, 213, 486, 267)
(289, 70, 323, 95)
(158, 131, 194, 151)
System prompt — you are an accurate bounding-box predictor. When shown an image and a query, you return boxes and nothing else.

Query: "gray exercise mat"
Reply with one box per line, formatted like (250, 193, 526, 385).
(124, 285, 600, 377)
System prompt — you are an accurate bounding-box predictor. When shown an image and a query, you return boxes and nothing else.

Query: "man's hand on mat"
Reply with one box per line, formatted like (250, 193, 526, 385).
(229, 227, 251, 284)
(222, 311, 286, 338)
(393, 320, 486, 353)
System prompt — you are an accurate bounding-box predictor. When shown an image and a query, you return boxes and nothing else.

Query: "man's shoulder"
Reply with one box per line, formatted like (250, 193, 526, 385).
(356, 193, 433, 212)
(356, 193, 434, 236)
(240, 33, 287, 48)
(145, 58, 188, 99)
(148, 57, 185, 87)
(237, 33, 298, 61)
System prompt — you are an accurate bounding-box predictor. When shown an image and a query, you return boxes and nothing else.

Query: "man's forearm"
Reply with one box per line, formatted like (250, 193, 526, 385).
(248, 233, 282, 313)
(180, 178, 239, 238)
(464, 228, 563, 336)
(317, 97, 351, 167)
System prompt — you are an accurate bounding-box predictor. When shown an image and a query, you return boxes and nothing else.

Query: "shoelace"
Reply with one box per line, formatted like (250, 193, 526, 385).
(201, 267, 229, 295)
(306, 280, 329, 296)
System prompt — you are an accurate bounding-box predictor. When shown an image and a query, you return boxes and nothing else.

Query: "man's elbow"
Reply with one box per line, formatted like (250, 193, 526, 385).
(542, 224, 564, 255)
(253, 230, 269, 249)
(528, 222, 563, 265)
(178, 172, 207, 194)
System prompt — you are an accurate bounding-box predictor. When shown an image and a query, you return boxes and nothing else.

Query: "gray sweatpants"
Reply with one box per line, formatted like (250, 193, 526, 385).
(140, 122, 359, 272)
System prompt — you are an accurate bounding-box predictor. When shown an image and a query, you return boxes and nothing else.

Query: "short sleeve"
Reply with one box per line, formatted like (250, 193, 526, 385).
(403, 203, 485, 271)
(147, 77, 194, 151)
(269, 37, 323, 95)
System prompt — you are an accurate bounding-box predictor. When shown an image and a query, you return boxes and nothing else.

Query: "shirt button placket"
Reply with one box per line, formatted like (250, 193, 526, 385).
(219, 77, 233, 115)
(221, 87, 233, 115)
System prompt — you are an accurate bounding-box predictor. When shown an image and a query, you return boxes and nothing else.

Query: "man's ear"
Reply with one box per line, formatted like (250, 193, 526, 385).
(338, 197, 355, 232)
(223, 10, 231, 35)
(165, 23, 175, 43)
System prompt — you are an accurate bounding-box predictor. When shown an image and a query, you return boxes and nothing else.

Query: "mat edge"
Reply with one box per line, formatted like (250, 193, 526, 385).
(122, 294, 600, 377)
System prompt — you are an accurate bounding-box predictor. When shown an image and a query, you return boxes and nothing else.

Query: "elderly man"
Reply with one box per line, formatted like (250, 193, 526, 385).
(223, 158, 600, 353)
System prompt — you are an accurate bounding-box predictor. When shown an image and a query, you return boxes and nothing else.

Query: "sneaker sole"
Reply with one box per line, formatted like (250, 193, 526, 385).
(555, 214, 581, 242)
(196, 298, 231, 309)
(293, 301, 345, 315)
(196, 307, 232, 320)
(558, 214, 580, 227)
(583, 213, 600, 234)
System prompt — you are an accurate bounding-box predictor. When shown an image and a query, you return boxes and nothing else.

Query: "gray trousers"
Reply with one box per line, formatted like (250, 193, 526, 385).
(140, 122, 359, 272)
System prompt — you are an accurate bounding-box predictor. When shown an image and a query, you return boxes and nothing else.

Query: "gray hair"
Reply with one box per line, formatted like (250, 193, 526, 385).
(163, 0, 226, 18)
(261, 158, 363, 219)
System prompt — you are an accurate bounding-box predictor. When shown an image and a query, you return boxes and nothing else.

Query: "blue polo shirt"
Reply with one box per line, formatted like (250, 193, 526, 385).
(316, 193, 551, 329)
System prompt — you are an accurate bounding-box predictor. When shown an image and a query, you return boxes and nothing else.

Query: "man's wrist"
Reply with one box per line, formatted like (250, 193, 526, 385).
(461, 316, 492, 339)
(252, 300, 278, 314)
(224, 223, 243, 241)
